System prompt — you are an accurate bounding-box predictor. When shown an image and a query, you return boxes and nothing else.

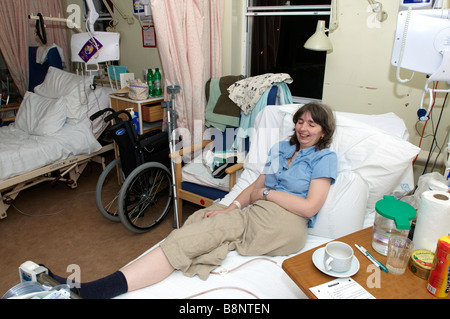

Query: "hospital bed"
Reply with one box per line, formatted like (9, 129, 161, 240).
(0, 67, 114, 219)
(115, 103, 420, 299)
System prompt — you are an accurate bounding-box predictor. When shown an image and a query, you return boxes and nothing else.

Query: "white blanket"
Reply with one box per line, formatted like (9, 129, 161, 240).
(0, 67, 112, 182)
(0, 122, 101, 181)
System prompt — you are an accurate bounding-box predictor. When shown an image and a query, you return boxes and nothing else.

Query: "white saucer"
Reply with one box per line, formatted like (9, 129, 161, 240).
(312, 247, 360, 278)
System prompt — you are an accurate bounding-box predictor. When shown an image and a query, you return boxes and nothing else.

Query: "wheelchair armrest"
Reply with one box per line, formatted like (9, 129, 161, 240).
(139, 131, 167, 152)
(138, 129, 162, 141)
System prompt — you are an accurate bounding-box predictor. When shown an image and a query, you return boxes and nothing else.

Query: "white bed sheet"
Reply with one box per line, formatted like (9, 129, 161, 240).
(0, 122, 101, 181)
(116, 234, 332, 299)
(116, 215, 375, 300)
(0, 85, 112, 182)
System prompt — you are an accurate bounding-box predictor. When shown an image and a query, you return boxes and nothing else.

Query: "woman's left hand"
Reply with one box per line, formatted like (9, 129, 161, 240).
(203, 207, 232, 219)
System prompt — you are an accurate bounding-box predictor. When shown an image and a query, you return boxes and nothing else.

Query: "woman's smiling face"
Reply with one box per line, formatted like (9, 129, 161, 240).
(295, 111, 324, 150)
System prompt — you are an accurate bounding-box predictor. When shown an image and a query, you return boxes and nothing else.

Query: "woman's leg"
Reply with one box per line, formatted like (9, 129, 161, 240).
(160, 206, 247, 280)
(45, 246, 175, 298)
(120, 246, 174, 292)
(120, 203, 229, 291)
(236, 200, 308, 257)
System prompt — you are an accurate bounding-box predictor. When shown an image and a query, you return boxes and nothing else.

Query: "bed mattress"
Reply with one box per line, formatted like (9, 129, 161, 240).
(115, 216, 376, 299)
(115, 234, 333, 299)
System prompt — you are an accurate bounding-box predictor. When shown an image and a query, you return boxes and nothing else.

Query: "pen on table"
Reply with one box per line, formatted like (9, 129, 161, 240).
(355, 244, 389, 273)
(355, 244, 379, 268)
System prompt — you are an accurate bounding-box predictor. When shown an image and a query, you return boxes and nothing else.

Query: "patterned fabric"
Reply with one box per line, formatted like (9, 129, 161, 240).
(227, 73, 293, 115)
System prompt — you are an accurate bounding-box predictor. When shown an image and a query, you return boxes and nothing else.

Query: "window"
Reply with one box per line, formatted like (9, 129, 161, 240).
(0, 51, 21, 107)
(82, 0, 115, 32)
(245, 0, 332, 100)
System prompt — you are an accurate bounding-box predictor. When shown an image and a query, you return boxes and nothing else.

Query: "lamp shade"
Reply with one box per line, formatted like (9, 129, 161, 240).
(304, 20, 333, 51)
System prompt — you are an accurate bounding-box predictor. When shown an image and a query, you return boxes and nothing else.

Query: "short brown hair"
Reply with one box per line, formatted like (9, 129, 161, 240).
(289, 102, 335, 151)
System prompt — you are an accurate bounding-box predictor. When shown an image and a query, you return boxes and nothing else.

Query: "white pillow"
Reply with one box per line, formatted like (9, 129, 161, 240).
(182, 159, 233, 192)
(330, 124, 419, 209)
(34, 67, 91, 120)
(308, 171, 368, 239)
(74, 86, 113, 137)
(15, 92, 67, 136)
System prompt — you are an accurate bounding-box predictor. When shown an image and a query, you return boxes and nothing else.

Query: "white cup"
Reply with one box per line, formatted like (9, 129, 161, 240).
(323, 241, 354, 273)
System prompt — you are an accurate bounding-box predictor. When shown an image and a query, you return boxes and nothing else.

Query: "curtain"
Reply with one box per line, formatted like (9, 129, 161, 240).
(151, 0, 224, 144)
(250, 0, 285, 76)
(0, 0, 69, 96)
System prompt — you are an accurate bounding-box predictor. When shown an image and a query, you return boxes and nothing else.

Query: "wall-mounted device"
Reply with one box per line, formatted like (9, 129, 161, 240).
(133, 0, 153, 24)
(71, 0, 120, 89)
(391, 9, 450, 121)
(399, 0, 433, 11)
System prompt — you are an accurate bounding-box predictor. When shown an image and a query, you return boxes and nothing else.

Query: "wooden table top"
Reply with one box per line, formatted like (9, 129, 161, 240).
(282, 227, 447, 299)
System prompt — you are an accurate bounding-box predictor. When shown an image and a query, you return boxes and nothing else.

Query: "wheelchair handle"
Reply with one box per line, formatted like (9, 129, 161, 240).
(89, 108, 115, 121)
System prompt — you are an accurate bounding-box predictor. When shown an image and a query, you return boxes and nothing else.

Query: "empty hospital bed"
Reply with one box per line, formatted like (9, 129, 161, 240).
(115, 104, 420, 299)
(0, 67, 114, 219)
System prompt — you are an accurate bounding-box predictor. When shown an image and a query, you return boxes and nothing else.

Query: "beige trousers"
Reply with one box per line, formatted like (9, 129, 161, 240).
(160, 200, 308, 280)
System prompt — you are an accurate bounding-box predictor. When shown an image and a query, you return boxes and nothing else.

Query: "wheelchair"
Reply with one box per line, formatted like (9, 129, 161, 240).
(90, 108, 173, 233)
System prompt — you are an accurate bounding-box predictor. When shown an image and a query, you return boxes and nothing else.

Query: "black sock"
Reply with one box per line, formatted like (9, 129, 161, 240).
(41, 265, 128, 299)
(74, 271, 128, 299)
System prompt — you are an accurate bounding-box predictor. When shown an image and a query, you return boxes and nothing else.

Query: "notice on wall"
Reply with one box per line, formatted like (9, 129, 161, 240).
(142, 26, 156, 48)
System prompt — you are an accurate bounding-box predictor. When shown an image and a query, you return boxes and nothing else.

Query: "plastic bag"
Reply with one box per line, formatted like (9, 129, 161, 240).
(128, 79, 149, 100)
(402, 172, 449, 209)
(2, 282, 71, 299)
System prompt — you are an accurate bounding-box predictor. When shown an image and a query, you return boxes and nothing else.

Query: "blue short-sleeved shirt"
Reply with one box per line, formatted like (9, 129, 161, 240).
(263, 141, 337, 227)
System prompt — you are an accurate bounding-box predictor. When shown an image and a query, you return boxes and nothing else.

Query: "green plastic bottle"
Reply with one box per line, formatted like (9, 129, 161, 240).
(146, 69, 154, 97)
(153, 68, 162, 96)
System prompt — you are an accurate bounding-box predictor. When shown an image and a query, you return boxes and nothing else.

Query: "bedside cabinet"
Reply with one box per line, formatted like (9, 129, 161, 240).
(109, 95, 164, 134)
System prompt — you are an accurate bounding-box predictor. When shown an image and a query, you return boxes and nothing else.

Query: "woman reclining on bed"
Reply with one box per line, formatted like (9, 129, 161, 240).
(45, 102, 337, 299)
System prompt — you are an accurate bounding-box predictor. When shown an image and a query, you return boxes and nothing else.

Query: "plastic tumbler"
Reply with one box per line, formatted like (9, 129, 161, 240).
(386, 236, 414, 275)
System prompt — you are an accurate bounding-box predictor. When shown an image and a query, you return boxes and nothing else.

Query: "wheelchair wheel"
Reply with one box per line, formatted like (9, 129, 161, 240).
(117, 162, 173, 233)
(95, 157, 123, 222)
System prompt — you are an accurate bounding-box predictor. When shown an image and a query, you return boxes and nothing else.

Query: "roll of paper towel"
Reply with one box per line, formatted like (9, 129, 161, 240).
(413, 191, 450, 252)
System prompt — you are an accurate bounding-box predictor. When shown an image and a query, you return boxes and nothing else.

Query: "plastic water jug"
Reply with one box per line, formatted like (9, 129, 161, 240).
(372, 195, 416, 256)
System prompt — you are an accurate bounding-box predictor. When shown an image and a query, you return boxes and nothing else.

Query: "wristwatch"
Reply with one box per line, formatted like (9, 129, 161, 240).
(263, 188, 270, 200)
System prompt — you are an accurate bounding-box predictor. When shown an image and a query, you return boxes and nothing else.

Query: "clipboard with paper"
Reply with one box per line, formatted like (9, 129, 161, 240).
(309, 278, 375, 299)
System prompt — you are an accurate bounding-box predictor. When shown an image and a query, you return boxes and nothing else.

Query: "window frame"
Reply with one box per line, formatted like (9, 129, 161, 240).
(241, 0, 334, 102)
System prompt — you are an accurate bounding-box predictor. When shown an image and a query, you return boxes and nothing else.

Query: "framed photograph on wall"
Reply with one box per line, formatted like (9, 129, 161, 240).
(142, 26, 157, 48)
